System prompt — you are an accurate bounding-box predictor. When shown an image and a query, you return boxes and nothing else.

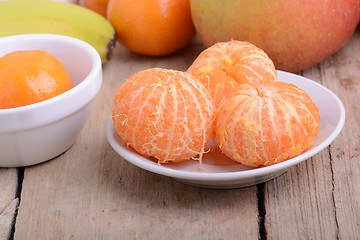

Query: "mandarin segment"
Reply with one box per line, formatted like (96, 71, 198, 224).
(112, 68, 215, 164)
(187, 40, 277, 105)
(0, 50, 73, 109)
(215, 82, 320, 167)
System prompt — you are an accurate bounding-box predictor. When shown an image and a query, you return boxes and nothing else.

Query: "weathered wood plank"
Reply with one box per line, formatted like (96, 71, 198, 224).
(317, 27, 360, 239)
(14, 39, 260, 240)
(0, 168, 18, 240)
(264, 28, 360, 239)
(264, 151, 337, 239)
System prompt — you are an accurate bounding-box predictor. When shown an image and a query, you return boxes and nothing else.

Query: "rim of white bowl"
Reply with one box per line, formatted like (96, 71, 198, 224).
(0, 34, 102, 132)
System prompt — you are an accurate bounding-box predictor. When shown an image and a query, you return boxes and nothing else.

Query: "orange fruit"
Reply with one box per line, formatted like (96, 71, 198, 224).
(112, 68, 215, 164)
(107, 0, 196, 56)
(187, 40, 277, 105)
(83, 0, 109, 17)
(0, 50, 73, 109)
(215, 81, 320, 167)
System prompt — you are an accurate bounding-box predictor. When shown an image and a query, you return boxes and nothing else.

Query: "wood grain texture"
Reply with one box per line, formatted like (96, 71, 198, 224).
(264, 151, 337, 239)
(13, 39, 260, 240)
(0, 168, 18, 240)
(317, 27, 360, 239)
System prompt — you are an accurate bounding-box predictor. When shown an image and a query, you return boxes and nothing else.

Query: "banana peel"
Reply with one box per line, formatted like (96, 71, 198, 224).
(0, 0, 116, 63)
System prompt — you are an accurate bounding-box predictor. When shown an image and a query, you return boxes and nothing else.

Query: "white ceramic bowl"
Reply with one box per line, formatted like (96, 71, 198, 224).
(0, 34, 102, 167)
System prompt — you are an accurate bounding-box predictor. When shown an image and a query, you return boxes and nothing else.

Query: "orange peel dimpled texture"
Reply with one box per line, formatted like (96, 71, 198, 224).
(0, 50, 73, 109)
(107, 0, 196, 56)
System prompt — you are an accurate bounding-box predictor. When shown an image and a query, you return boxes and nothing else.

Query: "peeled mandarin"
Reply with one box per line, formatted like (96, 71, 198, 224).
(112, 68, 215, 164)
(187, 40, 277, 105)
(215, 82, 320, 167)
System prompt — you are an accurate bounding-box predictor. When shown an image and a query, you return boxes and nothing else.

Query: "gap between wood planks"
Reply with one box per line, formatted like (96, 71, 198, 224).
(315, 62, 340, 238)
(257, 183, 267, 240)
(7, 167, 24, 240)
(328, 145, 340, 238)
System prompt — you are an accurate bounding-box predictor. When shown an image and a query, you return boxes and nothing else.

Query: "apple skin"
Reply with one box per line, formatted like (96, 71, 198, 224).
(190, 0, 360, 73)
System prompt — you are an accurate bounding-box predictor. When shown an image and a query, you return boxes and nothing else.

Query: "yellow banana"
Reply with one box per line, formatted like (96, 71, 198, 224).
(0, 0, 116, 63)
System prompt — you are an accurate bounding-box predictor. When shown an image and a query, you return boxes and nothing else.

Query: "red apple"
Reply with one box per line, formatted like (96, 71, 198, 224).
(190, 0, 360, 72)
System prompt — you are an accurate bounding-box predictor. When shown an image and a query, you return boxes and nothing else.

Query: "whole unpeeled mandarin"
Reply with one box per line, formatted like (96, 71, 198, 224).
(112, 68, 215, 164)
(215, 82, 320, 167)
(0, 50, 73, 109)
(187, 40, 277, 105)
(84, 0, 109, 17)
(107, 0, 196, 56)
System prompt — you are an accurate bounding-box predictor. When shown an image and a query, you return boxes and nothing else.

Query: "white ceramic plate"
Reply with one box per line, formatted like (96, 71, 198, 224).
(106, 70, 345, 189)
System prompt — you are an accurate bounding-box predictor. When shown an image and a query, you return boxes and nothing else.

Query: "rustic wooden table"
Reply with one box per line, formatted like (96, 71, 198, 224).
(1, 26, 359, 239)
